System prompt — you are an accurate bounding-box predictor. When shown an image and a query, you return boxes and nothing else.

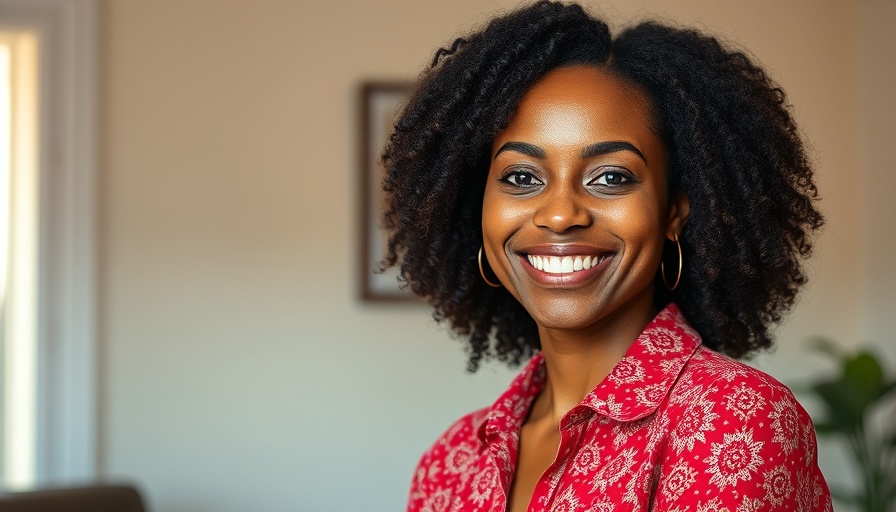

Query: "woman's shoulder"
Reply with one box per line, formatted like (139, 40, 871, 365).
(407, 407, 493, 508)
(666, 344, 816, 457)
(651, 346, 831, 510)
(680, 345, 795, 395)
(413, 406, 490, 473)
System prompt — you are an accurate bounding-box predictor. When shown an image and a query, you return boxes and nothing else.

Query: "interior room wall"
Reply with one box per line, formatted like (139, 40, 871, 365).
(99, 1, 890, 511)
(857, 0, 896, 357)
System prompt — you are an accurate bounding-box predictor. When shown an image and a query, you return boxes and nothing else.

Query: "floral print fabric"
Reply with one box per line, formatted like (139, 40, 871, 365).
(407, 304, 831, 511)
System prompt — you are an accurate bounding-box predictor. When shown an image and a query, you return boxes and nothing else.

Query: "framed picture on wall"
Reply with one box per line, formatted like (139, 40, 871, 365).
(359, 82, 413, 301)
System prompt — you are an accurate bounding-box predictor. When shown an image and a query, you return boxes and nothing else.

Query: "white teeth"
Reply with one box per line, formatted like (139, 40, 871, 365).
(526, 254, 606, 274)
(561, 256, 574, 273)
(543, 257, 554, 273)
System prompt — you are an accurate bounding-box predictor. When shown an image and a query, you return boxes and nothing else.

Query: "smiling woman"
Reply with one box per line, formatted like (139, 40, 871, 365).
(381, 2, 831, 511)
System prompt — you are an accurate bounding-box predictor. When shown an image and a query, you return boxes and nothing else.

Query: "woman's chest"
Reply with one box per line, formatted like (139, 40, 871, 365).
(456, 414, 669, 512)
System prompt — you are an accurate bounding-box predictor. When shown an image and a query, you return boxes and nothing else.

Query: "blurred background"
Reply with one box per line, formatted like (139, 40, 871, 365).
(1, 0, 894, 511)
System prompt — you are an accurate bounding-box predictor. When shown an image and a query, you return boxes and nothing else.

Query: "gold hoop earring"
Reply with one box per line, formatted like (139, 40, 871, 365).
(478, 247, 503, 288)
(661, 233, 683, 291)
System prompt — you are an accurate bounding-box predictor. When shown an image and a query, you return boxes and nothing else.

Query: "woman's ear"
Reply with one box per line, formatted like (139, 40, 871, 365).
(666, 192, 690, 239)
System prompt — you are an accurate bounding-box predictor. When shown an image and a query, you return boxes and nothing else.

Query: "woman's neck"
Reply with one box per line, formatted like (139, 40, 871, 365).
(531, 297, 658, 425)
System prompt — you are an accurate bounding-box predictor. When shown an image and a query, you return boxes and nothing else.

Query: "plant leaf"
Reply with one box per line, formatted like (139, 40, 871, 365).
(844, 352, 884, 391)
(812, 381, 863, 428)
(837, 352, 886, 414)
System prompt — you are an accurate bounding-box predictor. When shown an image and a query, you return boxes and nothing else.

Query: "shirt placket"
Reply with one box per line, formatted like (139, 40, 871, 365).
(528, 406, 593, 511)
(483, 425, 519, 512)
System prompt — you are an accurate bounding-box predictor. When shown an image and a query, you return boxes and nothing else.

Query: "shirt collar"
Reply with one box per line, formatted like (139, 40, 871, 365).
(476, 352, 546, 441)
(476, 303, 702, 442)
(580, 303, 702, 421)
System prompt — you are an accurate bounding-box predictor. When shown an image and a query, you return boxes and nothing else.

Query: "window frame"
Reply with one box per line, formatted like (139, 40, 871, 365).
(0, 0, 98, 485)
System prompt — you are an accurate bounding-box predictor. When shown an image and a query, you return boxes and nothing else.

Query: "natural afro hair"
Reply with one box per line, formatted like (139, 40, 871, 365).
(381, 1, 823, 372)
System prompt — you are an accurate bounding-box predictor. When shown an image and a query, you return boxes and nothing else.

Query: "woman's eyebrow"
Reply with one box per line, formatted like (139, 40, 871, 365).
(581, 141, 647, 163)
(493, 141, 546, 160)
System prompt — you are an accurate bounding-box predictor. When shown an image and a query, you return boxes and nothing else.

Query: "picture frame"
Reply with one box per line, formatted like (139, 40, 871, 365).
(358, 81, 413, 301)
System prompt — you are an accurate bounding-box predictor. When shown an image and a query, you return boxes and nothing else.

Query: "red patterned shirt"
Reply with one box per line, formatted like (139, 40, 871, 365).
(407, 304, 832, 512)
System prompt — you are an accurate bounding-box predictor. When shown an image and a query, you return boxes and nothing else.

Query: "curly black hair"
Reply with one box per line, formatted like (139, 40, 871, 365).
(381, 1, 823, 372)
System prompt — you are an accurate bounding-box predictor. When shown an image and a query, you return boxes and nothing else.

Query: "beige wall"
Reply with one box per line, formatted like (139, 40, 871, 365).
(100, 1, 893, 511)
(857, 0, 896, 350)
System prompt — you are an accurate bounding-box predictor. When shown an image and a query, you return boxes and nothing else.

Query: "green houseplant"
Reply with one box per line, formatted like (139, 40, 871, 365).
(803, 339, 896, 511)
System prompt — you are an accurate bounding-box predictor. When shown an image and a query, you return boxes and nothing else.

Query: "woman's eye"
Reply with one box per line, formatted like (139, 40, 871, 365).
(588, 170, 631, 187)
(500, 170, 544, 189)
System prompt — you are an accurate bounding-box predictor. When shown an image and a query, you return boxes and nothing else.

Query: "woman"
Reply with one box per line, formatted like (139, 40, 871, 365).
(382, 2, 831, 511)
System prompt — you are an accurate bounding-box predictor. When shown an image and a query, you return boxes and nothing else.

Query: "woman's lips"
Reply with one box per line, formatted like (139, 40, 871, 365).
(517, 251, 613, 286)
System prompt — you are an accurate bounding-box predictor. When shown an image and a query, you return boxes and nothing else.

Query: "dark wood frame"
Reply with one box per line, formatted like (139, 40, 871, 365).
(358, 82, 413, 301)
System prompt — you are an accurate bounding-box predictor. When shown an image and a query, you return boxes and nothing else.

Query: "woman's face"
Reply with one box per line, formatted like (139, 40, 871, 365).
(482, 65, 688, 334)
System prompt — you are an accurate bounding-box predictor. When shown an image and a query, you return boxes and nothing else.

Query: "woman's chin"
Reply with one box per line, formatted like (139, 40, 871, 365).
(522, 300, 606, 332)
(517, 288, 656, 336)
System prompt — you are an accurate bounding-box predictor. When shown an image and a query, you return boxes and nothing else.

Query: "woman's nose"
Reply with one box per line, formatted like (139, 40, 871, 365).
(532, 190, 592, 234)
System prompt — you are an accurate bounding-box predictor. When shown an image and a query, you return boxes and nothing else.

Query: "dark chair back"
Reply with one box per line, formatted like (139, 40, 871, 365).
(0, 484, 146, 512)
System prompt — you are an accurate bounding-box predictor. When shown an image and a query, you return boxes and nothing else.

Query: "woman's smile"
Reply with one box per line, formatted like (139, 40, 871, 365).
(516, 244, 614, 286)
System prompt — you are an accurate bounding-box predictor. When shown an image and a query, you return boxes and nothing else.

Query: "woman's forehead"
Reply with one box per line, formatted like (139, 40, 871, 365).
(494, 66, 661, 156)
